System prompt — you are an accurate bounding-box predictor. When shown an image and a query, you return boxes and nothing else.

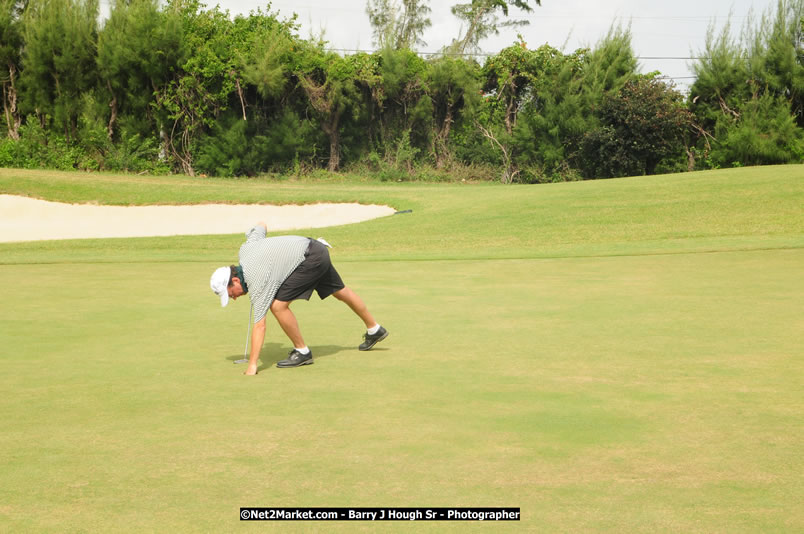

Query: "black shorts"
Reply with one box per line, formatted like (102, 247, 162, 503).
(275, 239, 345, 302)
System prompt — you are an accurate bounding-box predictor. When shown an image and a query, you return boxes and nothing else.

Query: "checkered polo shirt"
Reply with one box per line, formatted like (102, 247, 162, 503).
(238, 226, 309, 323)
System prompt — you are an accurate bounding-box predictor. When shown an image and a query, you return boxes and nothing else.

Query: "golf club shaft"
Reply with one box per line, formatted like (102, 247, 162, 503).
(235, 303, 252, 364)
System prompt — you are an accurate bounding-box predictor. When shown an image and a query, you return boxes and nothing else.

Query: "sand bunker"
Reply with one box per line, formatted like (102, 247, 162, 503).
(0, 195, 395, 243)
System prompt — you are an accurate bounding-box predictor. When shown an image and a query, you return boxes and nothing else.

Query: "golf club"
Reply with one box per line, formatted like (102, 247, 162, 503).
(234, 303, 252, 364)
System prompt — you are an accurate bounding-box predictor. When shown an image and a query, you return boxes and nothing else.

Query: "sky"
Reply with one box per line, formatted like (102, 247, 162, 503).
(108, 0, 779, 93)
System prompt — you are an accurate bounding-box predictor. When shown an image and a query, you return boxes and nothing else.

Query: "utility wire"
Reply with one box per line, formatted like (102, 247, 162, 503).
(323, 48, 705, 82)
(325, 47, 710, 60)
(269, 1, 751, 21)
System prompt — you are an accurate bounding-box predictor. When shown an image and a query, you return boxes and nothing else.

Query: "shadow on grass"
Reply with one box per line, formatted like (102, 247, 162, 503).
(226, 343, 365, 371)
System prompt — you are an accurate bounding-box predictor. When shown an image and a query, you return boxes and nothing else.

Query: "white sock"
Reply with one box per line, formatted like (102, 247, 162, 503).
(367, 324, 381, 335)
(295, 346, 310, 355)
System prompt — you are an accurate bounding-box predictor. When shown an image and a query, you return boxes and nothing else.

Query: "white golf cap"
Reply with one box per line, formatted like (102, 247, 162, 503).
(210, 266, 231, 307)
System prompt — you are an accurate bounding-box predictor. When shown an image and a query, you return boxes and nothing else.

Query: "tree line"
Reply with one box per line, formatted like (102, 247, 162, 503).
(0, 0, 802, 182)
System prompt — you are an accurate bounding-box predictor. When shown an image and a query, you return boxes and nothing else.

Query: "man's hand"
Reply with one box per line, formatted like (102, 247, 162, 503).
(244, 363, 258, 376)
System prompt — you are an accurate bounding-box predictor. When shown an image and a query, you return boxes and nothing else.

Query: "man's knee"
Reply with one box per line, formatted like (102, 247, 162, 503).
(333, 287, 350, 300)
(271, 299, 290, 314)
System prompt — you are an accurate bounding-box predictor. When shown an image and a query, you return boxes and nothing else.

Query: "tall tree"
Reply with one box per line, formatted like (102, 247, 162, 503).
(578, 76, 693, 178)
(478, 40, 562, 182)
(581, 24, 638, 105)
(511, 26, 636, 182)
(426, 55, 480, 168)
(448, 0, 539, 55)
(20, 0, 99, 139)
(375, 47, 429, 155)
(510, 47, 588, 181)
(482, 39, 561, 136)
(366, 0, 431, 49)
(97, 0, 185, 140)
(155, 0, 243, 175)
(747, 0, 804, 125)
(293, 42, 365, 171)
(689, 19, 749, 134)
(689, 1, 804, 167)
(0, 0, 24, 139)
(709, 92, 803, 166)
(240, 7, 301, 106)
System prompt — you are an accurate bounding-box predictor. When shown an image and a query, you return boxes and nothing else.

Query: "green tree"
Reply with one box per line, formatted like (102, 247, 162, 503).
(710, 92, 803, 166)
(97, 0, 185, 141)
(689, 1, 804, 167)
(370, 47, 429, 164)
(20, 0, 99, 140)
(238, 10, 329, 173)
(241, 20, 296, 102)
(426, 55, 481, 168)
(230, 6, 299, 120)
(477, 40, 562, 181)
(689, 18, 749, 134)
(581, 25, 638, 107)
(0, 0, 24, 139)
(366, 0, 432, 49)
(747, 0, 804, 125)
(482, 40, 561, 135)
(510, 47, 587, 181)
(510, 26, 635, 181)
(293, 43, 364, 171)
(578, 76, 693, 178)
(195, 107, 317, 177)
(155, 0, 262, 175)
(448, 0, 539, 55)
(689, 19, 749, 148)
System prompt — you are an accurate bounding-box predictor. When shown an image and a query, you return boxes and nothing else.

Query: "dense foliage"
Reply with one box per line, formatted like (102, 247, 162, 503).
(0, 0, 802, 180)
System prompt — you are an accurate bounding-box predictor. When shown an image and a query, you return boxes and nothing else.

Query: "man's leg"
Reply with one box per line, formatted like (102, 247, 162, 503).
(270, 299, 306, 348)
(332, 287, 377, 328)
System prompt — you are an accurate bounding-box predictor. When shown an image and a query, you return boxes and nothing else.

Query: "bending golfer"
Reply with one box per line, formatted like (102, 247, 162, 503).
(210, 222, 388, 374)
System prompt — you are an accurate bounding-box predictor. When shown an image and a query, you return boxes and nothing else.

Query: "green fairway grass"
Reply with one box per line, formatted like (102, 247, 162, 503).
(1, 165, 802, 532)
(2, 164, 803, 264)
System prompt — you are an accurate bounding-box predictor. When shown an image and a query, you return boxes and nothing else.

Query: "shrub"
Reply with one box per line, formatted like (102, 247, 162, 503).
(577, 77, 692, 178)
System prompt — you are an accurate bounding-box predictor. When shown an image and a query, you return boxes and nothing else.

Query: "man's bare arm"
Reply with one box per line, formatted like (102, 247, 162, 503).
(244, 317, 266, 375)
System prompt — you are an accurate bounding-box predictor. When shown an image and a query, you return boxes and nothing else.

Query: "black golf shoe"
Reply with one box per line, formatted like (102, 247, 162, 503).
(359, 326, 388, 351)
(277, 349, 313, 368)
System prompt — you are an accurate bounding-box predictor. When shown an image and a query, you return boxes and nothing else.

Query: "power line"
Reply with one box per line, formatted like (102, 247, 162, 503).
(637, 56, 707, 60)
(270, 2, 751, 21)
(514, 13, 751, 22)
(325, 47, 709, 60)
(323, 47, 701, 85)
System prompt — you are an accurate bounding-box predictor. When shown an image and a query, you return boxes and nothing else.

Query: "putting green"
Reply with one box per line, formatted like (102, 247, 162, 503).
(1, 166, 802, 532)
